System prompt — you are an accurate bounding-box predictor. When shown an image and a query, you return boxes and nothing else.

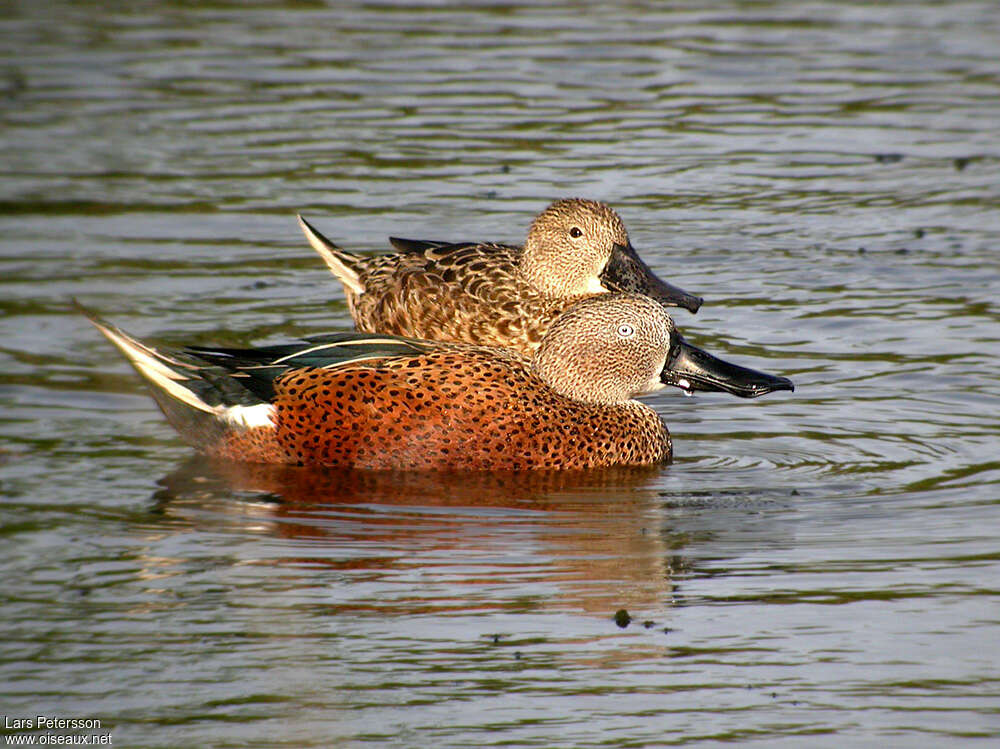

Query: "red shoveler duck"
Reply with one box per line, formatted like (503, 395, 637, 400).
(83, 294, 792, 471)
(298, 198, 704, 356)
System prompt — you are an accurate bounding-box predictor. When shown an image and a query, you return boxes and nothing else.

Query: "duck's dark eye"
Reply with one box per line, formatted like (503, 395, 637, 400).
(569, 227, 583, 238)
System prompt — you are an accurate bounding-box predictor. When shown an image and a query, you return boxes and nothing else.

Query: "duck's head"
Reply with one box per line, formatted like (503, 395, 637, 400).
(532, 293, 793, 405)
(522, 198, 703, 313)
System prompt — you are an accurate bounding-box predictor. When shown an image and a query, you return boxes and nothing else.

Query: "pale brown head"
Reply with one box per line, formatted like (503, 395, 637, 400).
(532, 293, 674, 406)
(532, 292, 795, 405)
(521, 198, 703, 312)
(522, 198, 629, 297)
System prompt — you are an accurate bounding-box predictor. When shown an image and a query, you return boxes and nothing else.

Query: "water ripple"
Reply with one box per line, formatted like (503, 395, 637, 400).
(2, 2, 1000, 746)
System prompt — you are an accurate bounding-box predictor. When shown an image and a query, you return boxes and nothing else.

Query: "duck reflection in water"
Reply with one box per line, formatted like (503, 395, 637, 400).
(151, 457, 684, 620)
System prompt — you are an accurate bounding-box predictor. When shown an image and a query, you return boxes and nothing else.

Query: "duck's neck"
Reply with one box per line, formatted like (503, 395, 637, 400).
(532, 339, 627, 406)
(521, 243, 605, 298)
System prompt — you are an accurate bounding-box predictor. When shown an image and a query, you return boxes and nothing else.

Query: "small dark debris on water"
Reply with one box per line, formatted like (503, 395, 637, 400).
(895, 248, 909, 255)
(857, 247, 866, 254)
(514, 651, 522, 660)
(643, 620, 655, 629)
(614, 609, 632, 628)
(874, 153, 904, 164)
(663, 627, 672, 635)
(252, 280, 270, 289)
(500, 164, 510, 174)
(2, 67, 27, 98)
(953, 157, 971, 171)
(492, 634, 501, 644)
(914, 228, 925, 238)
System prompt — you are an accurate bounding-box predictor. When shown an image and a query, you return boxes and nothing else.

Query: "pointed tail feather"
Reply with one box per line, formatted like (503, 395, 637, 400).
(77, 302, 274, 450)
(297, 214, 365, 295)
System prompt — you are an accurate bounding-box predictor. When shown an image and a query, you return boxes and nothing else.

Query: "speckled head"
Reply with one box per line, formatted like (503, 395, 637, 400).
(521, 198, 703, 312)
(522, 198, 630, 297)
(532, 293, 675, 406)
(533, 292, 796, 405)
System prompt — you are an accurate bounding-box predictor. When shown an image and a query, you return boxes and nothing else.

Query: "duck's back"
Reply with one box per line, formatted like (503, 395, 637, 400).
(349, 242, 576, 354)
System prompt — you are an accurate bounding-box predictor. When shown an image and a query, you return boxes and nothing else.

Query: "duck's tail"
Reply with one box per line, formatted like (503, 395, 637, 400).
(78, 302, 275, 452)
(297, 214, 366, 295)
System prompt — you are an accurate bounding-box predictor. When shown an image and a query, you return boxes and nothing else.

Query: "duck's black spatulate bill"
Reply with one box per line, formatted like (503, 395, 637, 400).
(601, 242, 703, 313)
(661, 337, 794, 398)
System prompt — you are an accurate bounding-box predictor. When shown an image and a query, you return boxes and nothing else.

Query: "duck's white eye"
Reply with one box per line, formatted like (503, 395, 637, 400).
(617, 323, 635, 338)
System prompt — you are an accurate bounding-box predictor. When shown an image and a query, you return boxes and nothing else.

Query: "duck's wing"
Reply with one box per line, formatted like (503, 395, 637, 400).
(81, 301, 446, 440)
(388, 237, 455, 253)
(185, 332, 442, 400)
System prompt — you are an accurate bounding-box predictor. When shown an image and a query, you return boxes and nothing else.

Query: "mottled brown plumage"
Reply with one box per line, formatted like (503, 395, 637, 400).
(299, 198, 703, 356)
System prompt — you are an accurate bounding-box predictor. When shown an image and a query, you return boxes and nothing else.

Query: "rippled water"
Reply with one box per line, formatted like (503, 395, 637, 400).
(2, 1, 999, 746)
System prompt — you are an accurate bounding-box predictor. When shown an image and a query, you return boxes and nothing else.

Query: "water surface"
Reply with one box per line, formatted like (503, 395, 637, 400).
(2, 1, 999, 746)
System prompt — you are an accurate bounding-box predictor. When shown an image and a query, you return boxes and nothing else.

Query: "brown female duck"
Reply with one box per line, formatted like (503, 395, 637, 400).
(299, 198, 703, 356)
